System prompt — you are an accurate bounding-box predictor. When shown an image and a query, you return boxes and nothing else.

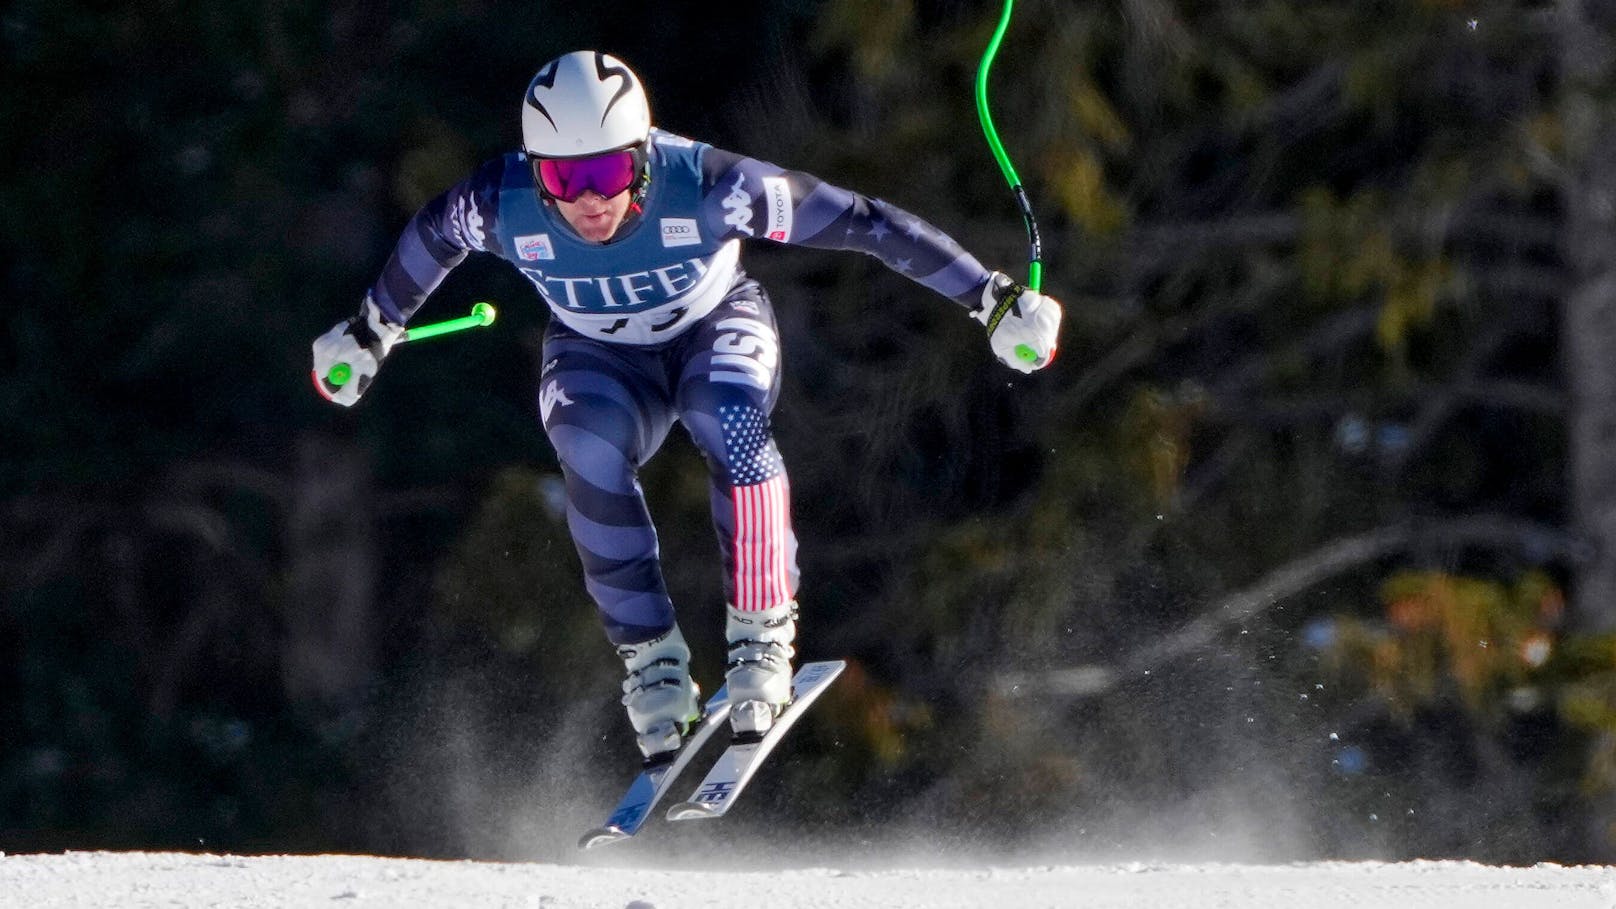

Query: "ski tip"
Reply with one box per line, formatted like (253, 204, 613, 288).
(577, 826, 629, 850)
(665, 801, 721, 822)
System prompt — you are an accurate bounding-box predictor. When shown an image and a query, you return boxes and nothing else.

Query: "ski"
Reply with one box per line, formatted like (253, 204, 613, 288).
(665, 660, 845, 822)
(577, 684, 732, 850)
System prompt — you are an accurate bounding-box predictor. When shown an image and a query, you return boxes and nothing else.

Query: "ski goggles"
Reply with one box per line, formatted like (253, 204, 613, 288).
(531, 147, 643, 203)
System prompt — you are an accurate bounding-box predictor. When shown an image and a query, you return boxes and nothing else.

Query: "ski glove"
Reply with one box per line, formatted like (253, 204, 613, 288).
(975, 272, 1062, 373)
(311, 295, 406, 407)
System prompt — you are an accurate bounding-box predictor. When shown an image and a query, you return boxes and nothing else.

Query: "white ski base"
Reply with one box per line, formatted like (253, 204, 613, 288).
(666, 660, 845, 821)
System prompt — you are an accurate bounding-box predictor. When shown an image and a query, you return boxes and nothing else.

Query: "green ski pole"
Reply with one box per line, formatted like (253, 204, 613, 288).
(325, 301, 498, 387)
(975, 0, 1045, 364)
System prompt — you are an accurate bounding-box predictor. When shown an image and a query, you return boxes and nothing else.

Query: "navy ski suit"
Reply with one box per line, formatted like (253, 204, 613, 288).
(367, 129, 994, 644)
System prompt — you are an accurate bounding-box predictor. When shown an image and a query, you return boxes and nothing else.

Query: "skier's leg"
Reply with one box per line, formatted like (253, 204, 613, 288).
(540, 326, 697, 759)
(676, 279, 800, 734)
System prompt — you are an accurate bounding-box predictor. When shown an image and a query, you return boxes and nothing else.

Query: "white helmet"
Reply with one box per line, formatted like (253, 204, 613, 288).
(521, 50, 651, 159)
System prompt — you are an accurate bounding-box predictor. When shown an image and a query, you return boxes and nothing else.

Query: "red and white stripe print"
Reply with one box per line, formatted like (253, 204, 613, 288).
(732, 475, 792, 612)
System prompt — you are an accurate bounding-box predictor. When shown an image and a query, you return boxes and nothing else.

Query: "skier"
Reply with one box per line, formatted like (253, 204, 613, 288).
(312, 51, 1062, 762)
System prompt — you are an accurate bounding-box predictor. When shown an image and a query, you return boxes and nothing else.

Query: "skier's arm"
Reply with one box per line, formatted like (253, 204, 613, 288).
(699, 148, 991, 308)
(312, 159, 502, 405)
(698, 149, 1060, 372)
(366, 157, 503, 325)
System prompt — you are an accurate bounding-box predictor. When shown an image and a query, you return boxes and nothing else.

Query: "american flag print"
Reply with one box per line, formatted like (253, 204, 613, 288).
(721, 404, 794, 611)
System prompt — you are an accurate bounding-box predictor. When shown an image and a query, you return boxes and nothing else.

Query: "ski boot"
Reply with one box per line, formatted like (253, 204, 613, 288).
(724, 601, 797, 737)
(618, 624, 700, 763)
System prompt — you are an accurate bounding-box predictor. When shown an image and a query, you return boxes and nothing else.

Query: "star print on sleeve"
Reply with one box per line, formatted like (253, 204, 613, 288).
(699, 149, 994, 308)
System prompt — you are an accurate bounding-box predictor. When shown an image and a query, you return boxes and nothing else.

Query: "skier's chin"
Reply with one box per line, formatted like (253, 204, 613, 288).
(574, 216, 619, 242)
(559, 195, 629, 243)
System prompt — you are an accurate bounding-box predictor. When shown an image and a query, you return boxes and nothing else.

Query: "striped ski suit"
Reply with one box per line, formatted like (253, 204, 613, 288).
(366, 129, 993, 644)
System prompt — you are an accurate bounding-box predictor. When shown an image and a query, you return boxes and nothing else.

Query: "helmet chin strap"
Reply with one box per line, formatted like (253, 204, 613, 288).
(628, 140, 652, 205)
(630, 163, 651, 207)
(622, 169, 650, 225)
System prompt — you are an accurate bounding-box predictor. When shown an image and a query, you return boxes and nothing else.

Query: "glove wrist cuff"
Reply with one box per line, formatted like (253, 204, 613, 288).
(979, 272, 1024, 336)
(354, 296, 405, 358)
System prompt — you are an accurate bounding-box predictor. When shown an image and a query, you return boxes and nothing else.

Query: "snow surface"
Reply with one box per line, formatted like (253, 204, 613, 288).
(2, 852, 1614, 909)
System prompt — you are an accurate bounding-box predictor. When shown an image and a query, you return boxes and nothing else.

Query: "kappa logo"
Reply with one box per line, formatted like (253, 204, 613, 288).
(451, 195, 488, 252)
(660, 217, 700, 248)
(539, 380, 574, 423)
(762, 176, 792, 242)
(722, 172, 754, 236)
(515, 233, 555, 261)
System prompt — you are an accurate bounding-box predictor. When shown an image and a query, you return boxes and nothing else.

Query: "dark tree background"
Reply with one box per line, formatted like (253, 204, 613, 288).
(5, 0, 1616, 863)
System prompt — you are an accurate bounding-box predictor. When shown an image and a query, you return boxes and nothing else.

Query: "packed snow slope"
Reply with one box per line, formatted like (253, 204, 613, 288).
(2, 852, 1614, 909)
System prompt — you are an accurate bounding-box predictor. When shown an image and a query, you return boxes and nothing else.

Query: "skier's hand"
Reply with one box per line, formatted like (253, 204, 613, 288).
(974, 272, 1061, 373)
(311, 295, 406, 406)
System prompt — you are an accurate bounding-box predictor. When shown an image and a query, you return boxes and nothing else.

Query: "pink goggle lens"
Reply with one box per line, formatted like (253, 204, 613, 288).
(534, 150, 638, 202)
